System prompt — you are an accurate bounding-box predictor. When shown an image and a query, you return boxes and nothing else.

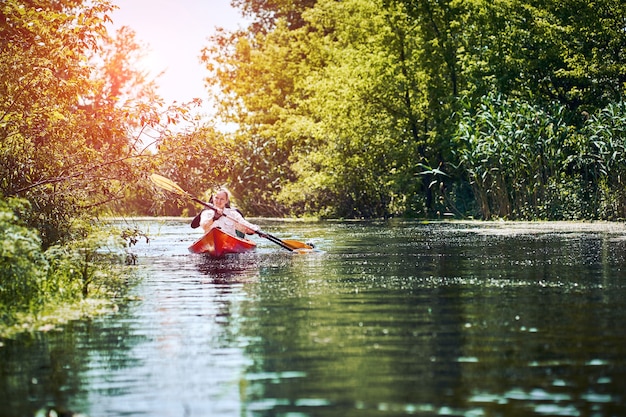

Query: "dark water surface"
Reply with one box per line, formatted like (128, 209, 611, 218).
(2, 219, 626, 417)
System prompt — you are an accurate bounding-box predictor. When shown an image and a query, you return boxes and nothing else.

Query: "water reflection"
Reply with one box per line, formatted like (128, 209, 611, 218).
(236, 221, 626, 416)
(239, 254, 469, 415)
(2, 220, 626, 416)
(194, 253, 262, 283)
(0, 316, 147, 417)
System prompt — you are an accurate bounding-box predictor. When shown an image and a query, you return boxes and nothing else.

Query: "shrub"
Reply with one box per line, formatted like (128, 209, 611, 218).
(0, 198, 48, 317)
(1, 197, 132, 332)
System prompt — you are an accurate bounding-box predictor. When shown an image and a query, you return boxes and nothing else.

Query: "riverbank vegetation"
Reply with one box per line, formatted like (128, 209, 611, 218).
(1, 0, 625, 333)
(201, 0, 626, 220)
(0, 198, 133, 338)
(0, 0, 165, 335)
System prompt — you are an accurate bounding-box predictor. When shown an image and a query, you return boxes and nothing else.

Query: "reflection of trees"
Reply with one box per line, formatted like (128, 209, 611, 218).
(238, 222, 466, 414)
(195, 254, 262, 284)
(238, 222, 626, 415)
(457, 232, 626, 415)
(0, 314, 147, 416)
(0, 251, 282, 417)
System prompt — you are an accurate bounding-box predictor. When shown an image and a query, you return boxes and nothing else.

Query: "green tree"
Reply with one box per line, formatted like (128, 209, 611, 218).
(203, 0, 626, 219)
(202, 19, 308, 215)
(460, 0, 626, 112)
(1, 0, 111, 245)
(278, 0, 430, 217)
(0, 0, 173, 245)
(205, 0, 437, 217)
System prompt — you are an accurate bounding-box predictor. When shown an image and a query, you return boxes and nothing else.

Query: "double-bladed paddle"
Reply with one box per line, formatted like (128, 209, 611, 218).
(150, 174, 313, 252)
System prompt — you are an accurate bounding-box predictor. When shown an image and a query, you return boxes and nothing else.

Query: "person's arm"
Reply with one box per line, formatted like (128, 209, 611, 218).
(226, 209, 258, 234)
(199, 209, 216, 233)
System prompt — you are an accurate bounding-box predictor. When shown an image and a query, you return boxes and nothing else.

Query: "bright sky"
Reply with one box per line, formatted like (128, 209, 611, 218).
(109, 0, 246, 114)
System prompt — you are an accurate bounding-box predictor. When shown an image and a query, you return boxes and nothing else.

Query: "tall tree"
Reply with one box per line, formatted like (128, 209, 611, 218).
(202, 19, 307, 215)
(206, 0, 459, 216)
(0, 0, 171, 245)
(278, 0, 433, 216)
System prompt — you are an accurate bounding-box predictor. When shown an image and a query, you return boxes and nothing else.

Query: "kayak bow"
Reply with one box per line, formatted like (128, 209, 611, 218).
(189, 227, 257, 257)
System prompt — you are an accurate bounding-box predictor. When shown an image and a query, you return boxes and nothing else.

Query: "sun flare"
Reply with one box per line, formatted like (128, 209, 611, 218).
(137, 49, 165, 79)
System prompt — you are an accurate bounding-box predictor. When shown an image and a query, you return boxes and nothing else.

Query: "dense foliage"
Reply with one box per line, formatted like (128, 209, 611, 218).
(202, 0, 626, 219)
(0, 198, 130, 335)
(2, 0, 154, 245)
(0, 0, 201, 330)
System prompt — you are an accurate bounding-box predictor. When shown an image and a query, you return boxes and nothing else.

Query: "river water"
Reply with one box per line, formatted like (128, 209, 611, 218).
(2, 219, 626, 417)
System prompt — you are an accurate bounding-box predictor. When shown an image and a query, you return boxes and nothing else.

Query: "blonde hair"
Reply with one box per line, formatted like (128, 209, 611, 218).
(203, 187, 233, 207)
(215, 188, 231, 204)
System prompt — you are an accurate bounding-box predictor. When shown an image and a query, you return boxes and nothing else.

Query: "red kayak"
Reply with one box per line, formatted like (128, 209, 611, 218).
(188, 227, 257, 257)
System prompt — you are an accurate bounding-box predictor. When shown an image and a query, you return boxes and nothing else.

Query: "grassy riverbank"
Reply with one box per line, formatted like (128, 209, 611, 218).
(0, 199, 142, 339)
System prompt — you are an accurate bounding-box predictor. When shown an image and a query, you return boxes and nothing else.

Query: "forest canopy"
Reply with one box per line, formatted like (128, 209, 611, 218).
(202, 0, 626, 220)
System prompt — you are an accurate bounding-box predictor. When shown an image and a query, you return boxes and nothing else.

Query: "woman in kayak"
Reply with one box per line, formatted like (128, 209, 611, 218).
(198, 188, 259, 238)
